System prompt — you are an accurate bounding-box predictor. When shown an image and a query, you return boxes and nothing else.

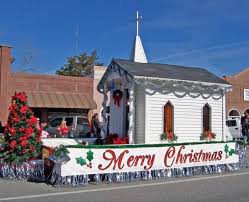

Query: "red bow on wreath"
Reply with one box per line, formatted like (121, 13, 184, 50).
(113, 89, 123, 107)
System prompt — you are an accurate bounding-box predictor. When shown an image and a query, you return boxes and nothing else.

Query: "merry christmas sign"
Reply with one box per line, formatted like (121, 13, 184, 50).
(54, 142, 239, 176)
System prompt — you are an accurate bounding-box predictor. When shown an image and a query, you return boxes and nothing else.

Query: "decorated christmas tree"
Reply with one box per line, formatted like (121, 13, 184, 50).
(0, 92, 42, 164)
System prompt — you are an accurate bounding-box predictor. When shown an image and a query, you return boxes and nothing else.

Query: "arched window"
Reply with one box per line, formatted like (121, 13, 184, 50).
(229, 109, 240, 117)
(164, 101, 174, 133)
(203, 103, 211, 131)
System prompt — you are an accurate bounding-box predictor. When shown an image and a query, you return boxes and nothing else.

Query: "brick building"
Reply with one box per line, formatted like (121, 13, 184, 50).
(0, 44, 102, 124)
(224, 68, 249, 119)
(92, 65, 107, 120)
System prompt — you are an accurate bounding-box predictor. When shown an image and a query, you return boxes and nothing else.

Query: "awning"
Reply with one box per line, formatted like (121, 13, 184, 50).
(26, 92, 97, 109)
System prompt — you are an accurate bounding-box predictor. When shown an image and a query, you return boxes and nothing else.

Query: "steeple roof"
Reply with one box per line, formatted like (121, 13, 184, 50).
(130, 11, 148, 63)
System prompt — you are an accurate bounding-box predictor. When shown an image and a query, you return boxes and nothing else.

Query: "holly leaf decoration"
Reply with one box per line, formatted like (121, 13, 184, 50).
(229, 149, 235, 156)
(76, 157, 87, 166)
(87, 149, 94, 162)
(224, 144, 229, 155)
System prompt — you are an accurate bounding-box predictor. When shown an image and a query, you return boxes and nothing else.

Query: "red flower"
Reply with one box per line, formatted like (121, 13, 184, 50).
(113, 137, 126, 144)
(21, 140, 28, 147)
(167, 132, 173, 140)
(9, 127, 16, 136)
(20, 136, 27, 141)
(12, 117, 20, 123)
(17, 93, 27, 102)
(10, 140, 17, 149)
(207, 131, 212, 140)
(27, 116, 37, 125)
(124, 136, 129, 144)
(20, 106, 29, 114)
(25, 127, 34, 136)
(29, 145, 35, 152)
(13, 113, 19, 119)
(18, 127, 25, 132)
(9, 104, 16, 112)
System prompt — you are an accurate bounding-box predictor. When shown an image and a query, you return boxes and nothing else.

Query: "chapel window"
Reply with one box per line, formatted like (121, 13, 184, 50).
(203, 103, 211, 131)
(164, 101, 174, 133)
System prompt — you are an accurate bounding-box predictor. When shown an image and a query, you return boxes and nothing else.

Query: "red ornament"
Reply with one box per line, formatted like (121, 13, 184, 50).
(113, 89, 123, 107)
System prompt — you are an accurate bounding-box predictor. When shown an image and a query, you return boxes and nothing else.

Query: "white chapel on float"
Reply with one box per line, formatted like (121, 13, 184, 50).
(97, 12, 231, 144)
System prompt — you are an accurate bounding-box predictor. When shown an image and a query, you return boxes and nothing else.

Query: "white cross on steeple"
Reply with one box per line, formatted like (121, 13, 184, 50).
(130, 11, 148, 63)
(136, 11, 141, 36)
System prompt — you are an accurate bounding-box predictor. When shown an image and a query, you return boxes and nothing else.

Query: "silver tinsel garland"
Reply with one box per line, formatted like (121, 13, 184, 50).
(49, 143, 247, 187)
(0, 159, 45, 181)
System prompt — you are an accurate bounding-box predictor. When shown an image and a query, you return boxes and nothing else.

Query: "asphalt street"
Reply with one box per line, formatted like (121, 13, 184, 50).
(0, 148, 248, 202)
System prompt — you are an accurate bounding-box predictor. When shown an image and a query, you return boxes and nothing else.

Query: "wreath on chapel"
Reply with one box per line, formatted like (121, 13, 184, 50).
(113, 89, 123, 107)
(160, 131, 178, 142)
(200, 129, 216, 141)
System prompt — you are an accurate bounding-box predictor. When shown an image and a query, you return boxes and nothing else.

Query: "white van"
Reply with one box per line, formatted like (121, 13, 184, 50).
(225, 118, 242, 140)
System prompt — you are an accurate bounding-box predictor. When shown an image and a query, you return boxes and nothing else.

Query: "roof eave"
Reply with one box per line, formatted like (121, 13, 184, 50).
(134, 75, 232, 88)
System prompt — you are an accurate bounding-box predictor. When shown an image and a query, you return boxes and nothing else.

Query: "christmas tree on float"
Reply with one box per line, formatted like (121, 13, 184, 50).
(0, 92, 42, 164)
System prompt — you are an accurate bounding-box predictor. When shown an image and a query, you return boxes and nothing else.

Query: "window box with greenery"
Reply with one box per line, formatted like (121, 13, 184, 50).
(160, 131, 178, 142)
(200, 129, 216, 141)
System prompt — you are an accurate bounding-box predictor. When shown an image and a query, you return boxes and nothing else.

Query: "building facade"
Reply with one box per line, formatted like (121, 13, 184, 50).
(0, 45, 101, 124)
(224, 68, 249, 119)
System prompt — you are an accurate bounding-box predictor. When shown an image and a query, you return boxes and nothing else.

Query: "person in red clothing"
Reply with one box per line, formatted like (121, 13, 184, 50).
(57, 120, 69, 138)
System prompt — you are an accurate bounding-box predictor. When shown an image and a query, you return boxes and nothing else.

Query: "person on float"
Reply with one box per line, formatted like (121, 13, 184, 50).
(36, 118, 49, 138)
(241, 110, 249, 144)
(91, 113, 100, 137)
(57, 120, 69, 138)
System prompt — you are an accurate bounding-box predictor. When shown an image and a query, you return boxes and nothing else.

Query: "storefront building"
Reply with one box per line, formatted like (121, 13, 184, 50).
(0, 45, 97, 124)
(224, 68, 249, 119)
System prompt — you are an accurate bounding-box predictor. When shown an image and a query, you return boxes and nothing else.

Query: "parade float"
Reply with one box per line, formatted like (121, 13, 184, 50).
(44, 14, 247, 186)
(45, 56, 247, 186)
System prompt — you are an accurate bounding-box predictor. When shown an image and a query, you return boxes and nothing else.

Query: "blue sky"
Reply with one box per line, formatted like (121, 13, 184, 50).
(1, 0, 249, 76)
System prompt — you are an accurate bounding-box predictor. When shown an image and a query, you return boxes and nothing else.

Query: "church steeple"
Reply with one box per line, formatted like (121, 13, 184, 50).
(130, 11, 148, 63)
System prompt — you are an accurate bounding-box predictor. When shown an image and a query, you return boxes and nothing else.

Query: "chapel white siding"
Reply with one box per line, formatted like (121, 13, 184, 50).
(134, 84, 146, 143)
(134, 89, 224, 144)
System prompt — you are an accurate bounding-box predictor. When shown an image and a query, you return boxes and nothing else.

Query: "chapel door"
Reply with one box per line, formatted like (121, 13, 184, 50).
(164, 102, 173, 133)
